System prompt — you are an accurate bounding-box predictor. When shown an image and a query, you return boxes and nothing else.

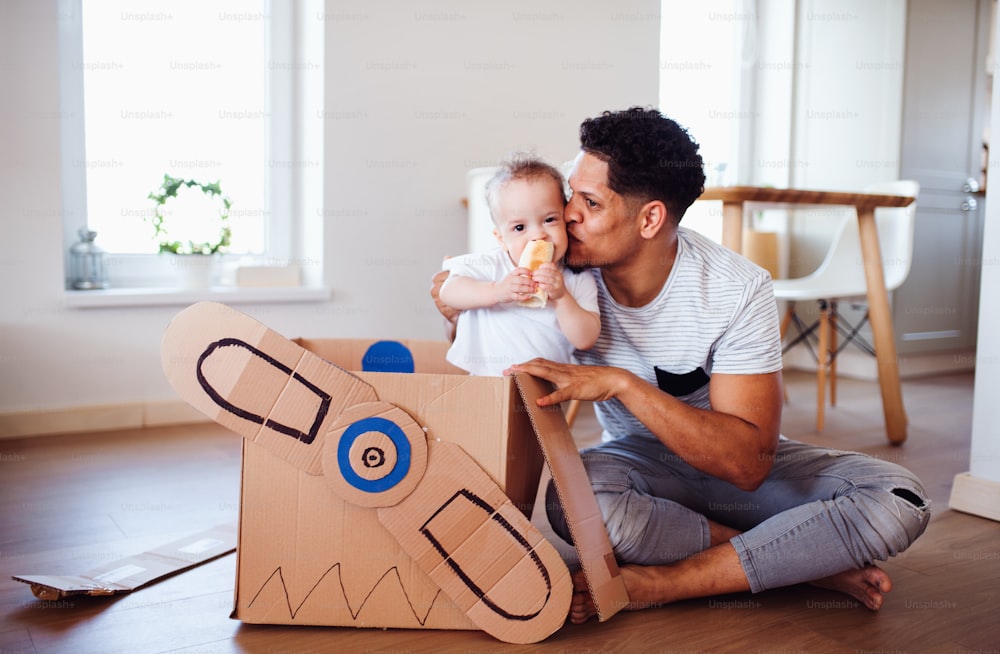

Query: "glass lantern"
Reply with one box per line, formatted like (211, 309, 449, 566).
(69, 228, 109, 290)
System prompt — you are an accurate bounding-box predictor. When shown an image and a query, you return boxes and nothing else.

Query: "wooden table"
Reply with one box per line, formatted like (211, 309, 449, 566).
(700, 186, 916, 445)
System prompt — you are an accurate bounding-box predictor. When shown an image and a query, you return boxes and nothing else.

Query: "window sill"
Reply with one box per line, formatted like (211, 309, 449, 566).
(64, 285, 332, 309)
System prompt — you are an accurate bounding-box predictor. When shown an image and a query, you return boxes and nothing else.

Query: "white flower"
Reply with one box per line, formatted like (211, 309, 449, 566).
(162, 185, 225, 244)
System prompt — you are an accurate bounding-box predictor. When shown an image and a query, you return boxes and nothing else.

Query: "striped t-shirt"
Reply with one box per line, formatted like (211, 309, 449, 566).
(575, 226, 783, 441)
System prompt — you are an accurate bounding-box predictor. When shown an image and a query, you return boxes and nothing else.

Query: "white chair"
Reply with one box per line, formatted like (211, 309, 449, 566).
(773, 180, 919, 431)
(466, 166, 501, 254)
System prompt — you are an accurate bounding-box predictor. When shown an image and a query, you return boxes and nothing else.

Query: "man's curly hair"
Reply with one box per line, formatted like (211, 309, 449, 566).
(579, 107, 705, 222)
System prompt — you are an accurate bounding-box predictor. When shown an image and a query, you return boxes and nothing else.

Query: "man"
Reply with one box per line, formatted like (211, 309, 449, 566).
(432, 107, 930, 623)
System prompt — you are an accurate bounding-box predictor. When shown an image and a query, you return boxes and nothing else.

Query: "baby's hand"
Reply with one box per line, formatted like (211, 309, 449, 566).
(493, 267, 535, 304)
(532, 263, 566, 301)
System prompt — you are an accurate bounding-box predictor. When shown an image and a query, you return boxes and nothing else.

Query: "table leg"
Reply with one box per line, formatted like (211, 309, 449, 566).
(857, 208, 908, 444)
(721, 201, 744, 253)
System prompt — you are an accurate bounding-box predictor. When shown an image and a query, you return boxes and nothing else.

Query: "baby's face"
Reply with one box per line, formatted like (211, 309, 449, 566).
(491, 177, 568, 266)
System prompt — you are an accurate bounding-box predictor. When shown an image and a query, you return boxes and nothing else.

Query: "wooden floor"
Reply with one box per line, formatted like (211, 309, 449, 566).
(2, 370, 998, 653)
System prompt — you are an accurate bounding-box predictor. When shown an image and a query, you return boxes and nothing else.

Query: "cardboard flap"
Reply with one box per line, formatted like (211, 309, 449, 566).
(513, 373, 629, 622)
(13, 523, 237, 601)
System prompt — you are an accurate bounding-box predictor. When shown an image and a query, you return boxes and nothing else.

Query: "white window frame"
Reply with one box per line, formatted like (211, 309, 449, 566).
(58, 0, 327, 306)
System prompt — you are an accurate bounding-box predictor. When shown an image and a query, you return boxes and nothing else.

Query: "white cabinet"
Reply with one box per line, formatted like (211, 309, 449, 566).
(895, 0, 991, 353)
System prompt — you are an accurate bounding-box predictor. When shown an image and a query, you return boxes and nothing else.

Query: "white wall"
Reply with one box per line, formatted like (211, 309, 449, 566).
(967, 22, 1000, 485)
(0, 0, 660, 422)
(967, 169, 1000, 481)
(320, 3, 659, 333)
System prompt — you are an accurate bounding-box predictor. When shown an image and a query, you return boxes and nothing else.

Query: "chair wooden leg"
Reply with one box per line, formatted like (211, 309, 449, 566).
(829, 301, 838, 407)
(816, 302, 830, 432)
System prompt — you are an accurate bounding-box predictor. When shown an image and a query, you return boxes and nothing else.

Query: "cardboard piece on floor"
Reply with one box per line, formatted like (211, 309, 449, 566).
(12, 523, 237, 600)
(514, 373, 630, 622)
(159, 302, 571, 643)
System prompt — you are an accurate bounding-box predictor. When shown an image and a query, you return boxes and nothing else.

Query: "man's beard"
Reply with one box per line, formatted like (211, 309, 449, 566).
(564, 241, 594, 274)
(563, 239, 600, 274)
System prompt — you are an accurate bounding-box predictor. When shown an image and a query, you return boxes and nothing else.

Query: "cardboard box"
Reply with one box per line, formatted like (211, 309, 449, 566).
(160, 302, 627, 643)
(236, 337, 547, 632)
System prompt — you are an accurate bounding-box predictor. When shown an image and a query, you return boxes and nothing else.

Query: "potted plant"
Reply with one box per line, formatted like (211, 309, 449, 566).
(147, 174, 232, 288)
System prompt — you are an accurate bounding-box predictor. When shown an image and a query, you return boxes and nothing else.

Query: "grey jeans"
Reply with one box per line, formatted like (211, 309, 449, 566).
(546, 436, 931, 592)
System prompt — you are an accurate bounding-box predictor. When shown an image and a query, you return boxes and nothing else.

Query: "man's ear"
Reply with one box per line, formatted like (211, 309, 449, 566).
(637, 200, 670, 239)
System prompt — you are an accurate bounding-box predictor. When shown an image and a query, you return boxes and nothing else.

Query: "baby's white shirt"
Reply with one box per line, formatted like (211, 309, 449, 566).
(441, 248, 599, 376)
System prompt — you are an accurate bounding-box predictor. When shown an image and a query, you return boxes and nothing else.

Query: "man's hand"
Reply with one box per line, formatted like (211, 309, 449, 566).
(507, 358, 630, 407)
(430, 269, 459, 342)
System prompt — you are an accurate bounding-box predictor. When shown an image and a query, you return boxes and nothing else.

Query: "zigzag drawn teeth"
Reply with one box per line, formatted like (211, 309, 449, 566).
(247, 564, 445, 627)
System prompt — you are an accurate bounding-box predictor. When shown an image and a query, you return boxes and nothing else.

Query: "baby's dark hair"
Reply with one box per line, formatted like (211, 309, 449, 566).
(485, 154, 566, 222)
(579, 107, 705, 222)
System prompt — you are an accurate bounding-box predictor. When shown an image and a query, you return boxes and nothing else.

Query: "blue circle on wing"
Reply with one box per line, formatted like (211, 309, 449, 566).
(337, 416, 411, 492)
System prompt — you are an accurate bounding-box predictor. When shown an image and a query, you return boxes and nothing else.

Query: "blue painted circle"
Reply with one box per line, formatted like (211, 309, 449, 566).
(361, 341, 415, 373)
(337, 416, 411, 493)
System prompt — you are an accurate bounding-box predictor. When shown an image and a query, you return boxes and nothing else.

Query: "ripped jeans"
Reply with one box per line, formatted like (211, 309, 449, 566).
(546, 436, 931, 593)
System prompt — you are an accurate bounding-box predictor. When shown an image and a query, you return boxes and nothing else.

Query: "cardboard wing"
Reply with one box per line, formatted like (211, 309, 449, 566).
(160, 302, 571, 644)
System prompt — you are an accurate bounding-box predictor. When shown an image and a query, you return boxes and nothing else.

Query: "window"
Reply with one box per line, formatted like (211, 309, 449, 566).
(80, 0, 267, 254)
(60, 0, 325, 292)
(659, 1, 759, 245)
(659, 0, 752, 186)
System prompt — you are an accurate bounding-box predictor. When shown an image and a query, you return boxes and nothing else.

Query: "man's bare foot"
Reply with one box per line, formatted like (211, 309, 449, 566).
(567, 563, 894, 624)
(809, 565, 893, 611)
(568, 566, 662, 624)
(568, 569, 597, 624)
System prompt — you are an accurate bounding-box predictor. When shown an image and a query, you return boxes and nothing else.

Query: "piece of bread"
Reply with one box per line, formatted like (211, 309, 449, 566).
(517, 240, 555, 308)
(517, 239, 554, 272)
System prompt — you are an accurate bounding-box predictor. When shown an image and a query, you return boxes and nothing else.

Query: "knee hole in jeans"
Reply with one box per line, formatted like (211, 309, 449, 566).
(891, 487, 924, 507)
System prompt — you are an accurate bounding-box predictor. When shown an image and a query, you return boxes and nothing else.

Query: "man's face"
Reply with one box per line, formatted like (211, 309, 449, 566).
(563, 151, 636, 271)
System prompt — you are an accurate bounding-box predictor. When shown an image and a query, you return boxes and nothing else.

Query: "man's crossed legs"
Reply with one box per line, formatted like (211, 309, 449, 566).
(546, 436, 931, 622)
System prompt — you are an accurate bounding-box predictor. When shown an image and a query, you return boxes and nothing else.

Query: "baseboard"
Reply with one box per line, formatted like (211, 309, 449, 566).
(949, 472, 1000, 523)
(783, 348, 977, 381)
(0, 400, 209, 439)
